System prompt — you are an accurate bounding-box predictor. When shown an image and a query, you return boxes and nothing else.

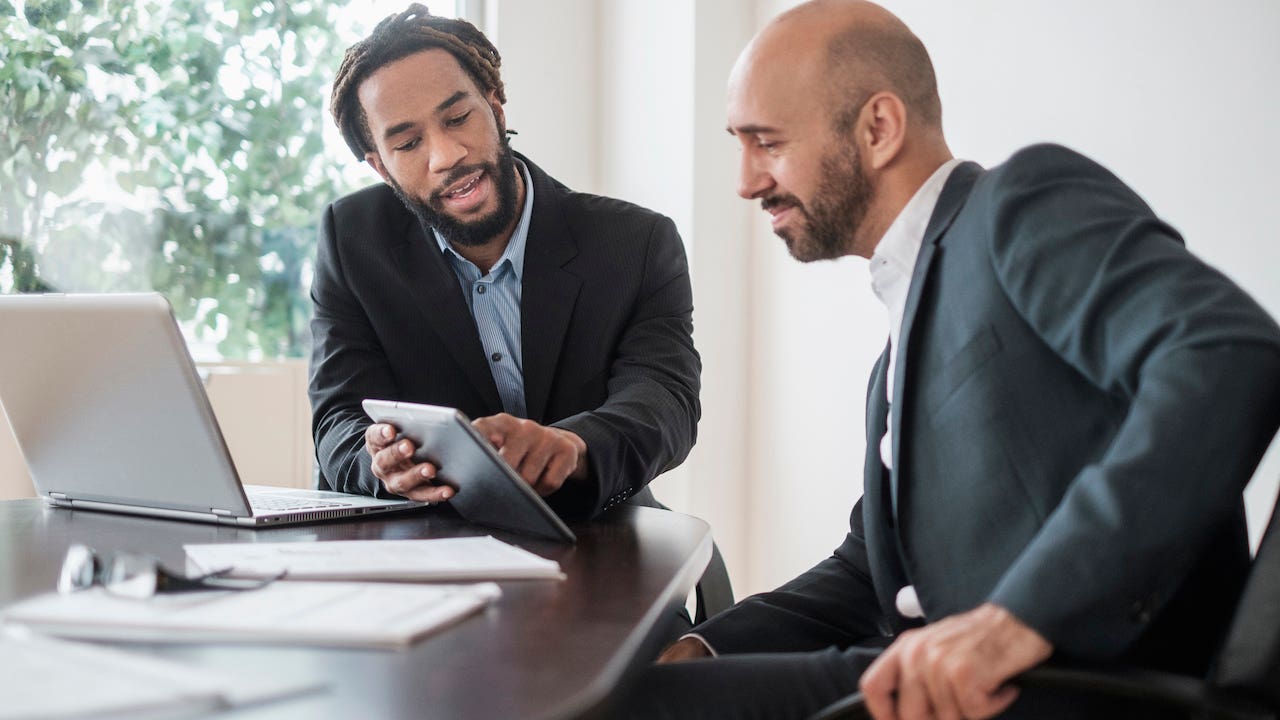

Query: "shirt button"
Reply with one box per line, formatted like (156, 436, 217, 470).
(491, 352, 503, 362)
(895, 585, 924, 619)
(476, 285, 487, 295)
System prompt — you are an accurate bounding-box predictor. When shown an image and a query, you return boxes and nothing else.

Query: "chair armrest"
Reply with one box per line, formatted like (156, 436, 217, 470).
(808, 664, 1276, 720)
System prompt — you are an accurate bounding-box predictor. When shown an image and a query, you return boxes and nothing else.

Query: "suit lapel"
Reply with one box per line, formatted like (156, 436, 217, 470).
(517, 156, 582, 422)
(888, 161, 983, 514)
(393, 214, 503, 412)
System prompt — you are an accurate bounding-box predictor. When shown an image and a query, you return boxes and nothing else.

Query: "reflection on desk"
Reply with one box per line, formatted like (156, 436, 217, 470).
(0, 500, 712, 719)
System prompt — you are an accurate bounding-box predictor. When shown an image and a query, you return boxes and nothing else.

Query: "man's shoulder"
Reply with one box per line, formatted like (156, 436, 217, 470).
(556, 187, 672, 232)
(524, 155, 672, 238)
(981, 143, 1121, 194)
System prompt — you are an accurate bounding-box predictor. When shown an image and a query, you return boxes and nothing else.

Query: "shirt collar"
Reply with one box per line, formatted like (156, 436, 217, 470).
(433, 158, 535, 281)
(869, 158, 963, 300)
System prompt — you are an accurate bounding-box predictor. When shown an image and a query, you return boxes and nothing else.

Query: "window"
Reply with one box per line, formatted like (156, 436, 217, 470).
(0, 0, 461, 360)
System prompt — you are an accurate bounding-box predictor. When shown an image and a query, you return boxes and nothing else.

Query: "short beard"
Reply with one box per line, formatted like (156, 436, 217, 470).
(387, 136, 521, 248)
(769, 139, 873, 262)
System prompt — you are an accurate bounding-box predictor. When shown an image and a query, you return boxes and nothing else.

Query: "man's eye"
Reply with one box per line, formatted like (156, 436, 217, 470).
(395, 138, 421, 152)
(446, 111, 472, 128)
(757, 140, 779, 152)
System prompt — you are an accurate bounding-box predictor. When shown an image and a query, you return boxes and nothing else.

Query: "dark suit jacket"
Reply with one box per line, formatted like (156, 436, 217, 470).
(696, 144, 1280, 675)
(308, 154, 700, 520)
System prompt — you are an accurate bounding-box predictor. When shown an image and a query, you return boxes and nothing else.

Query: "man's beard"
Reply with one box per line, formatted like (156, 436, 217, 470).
(765, 139, 873, 262)
(387, 137, 521, 248)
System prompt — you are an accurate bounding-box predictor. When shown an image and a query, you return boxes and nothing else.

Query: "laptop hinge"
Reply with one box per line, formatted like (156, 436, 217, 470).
(211, 508, 234, 516)
(49, 492, 69, 501)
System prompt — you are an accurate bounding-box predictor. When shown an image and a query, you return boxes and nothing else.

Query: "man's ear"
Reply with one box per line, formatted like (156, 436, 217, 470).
(486, 89, 506, 132)
(365, 151, 392, 184)
(858, 92, 908, 171)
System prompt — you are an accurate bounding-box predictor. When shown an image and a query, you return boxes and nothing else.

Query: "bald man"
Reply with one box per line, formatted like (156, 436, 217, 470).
(611, 1, 1280, 718)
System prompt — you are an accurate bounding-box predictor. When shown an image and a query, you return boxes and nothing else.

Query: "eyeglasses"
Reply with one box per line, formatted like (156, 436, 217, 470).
(58, 543, 284, 599)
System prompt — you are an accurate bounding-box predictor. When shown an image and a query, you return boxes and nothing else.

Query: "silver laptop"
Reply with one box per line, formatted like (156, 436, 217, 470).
(0, 292, 424, 526)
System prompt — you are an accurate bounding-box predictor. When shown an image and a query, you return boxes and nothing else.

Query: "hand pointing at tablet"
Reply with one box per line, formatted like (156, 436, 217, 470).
(471, 414, 589, 496)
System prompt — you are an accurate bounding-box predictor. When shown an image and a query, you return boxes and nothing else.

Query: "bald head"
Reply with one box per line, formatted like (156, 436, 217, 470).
(739, 0, 942, 134)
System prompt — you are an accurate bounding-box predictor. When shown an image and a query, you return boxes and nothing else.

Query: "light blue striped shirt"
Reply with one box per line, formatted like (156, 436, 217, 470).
(432, 160, 534, 417)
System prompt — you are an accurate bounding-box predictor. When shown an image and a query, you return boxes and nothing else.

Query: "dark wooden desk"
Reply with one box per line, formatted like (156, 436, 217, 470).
(0, 499, 711, 719)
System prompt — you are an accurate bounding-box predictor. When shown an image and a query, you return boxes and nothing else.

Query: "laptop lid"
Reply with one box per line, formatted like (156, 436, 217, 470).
(0, 293, 422, 526)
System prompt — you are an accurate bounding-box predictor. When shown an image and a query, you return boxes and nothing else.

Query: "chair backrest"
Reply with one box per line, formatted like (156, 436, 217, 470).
(1212, 487, 1280, 710)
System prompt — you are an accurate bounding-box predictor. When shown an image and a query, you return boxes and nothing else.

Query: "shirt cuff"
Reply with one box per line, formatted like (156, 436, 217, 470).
(679, 632, 718, 658)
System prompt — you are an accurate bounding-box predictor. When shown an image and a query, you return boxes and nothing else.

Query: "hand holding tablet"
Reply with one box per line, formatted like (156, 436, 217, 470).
(362, 399, 577, 543)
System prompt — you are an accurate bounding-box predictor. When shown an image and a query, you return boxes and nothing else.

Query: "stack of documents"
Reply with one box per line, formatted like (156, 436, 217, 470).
(0, 630, 319, 719)
(2, 536, 559, 652)
(183, 535, 565, 581)
(2, 581, 501, 650)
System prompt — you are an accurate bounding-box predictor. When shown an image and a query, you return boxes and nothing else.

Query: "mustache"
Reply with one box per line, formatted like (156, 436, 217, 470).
(429, 163, 494, 204)
(761, 194, 802, 213)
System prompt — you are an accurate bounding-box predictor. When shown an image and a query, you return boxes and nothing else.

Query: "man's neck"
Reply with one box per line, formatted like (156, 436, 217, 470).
(854, 147, 954, 259)
(450, 165, 526, 275)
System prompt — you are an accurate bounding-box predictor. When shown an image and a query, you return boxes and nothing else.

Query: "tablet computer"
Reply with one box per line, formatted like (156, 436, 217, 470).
(362, 399, 576, 543)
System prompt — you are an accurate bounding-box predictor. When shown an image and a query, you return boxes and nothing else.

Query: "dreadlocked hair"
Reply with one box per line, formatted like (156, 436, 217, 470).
(330, 3, 504, 160)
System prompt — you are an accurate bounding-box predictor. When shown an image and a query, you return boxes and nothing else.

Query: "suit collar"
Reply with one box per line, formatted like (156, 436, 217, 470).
(922, 161, 983, 248)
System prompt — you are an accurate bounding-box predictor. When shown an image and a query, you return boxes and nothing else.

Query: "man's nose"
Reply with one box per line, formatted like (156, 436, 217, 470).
(737, 152, 773, 200)
(429, 136, 467, 174)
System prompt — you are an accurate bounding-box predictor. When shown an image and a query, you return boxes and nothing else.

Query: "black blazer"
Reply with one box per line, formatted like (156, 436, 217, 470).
(308, 154, 701, 520)
(695, 144, 1280, 674)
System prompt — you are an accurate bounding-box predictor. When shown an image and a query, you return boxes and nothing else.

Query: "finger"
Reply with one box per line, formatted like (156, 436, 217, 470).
(472, 413, 515, 448)
(364, 423, 397, 451)
(860, 650, 902, 720)
(380, 462, 436, 497)
(370, 439, 417, 479)
(518, 437, 559, 489)
(497, 430, 535, 480)
(920, 652, 963, 720)
(954, 681, 1018, 720)
(980, 684, 1020, 719)
(401, 480, 454, 504)
(534, 446, 577, 496)
(895, 655, 933, 720)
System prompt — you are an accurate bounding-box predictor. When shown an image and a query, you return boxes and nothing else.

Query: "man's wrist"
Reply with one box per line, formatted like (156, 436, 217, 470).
(679, 633, 717, 657)
(556, 428, 590, 481)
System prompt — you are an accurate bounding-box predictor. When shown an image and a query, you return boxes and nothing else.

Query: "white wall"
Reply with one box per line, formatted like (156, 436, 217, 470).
(486, 1, 1280, 598)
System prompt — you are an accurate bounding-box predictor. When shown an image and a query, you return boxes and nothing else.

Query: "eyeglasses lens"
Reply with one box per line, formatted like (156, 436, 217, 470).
(57, 544, 97, 594)
(102, 553, 161, 599)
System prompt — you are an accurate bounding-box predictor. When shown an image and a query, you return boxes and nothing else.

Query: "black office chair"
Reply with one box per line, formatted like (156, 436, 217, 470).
(696, 541, 734, 623)
(810, 492, 1280, 720)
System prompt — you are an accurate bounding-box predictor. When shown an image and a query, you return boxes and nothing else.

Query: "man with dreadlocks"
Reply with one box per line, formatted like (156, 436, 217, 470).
(310, 6, 704, 538)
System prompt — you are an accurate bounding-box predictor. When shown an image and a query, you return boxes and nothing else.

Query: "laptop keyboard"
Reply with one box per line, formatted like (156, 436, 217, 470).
(250, 495, 351, 512)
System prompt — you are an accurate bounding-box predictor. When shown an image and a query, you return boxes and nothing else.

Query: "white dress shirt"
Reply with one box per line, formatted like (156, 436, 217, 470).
(869, 158, 962, 471)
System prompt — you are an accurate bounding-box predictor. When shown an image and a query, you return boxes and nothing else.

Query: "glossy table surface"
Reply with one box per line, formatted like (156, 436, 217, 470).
(0, 499, 711, 719)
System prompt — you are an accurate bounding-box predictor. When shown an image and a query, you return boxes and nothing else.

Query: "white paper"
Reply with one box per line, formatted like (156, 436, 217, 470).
(183, 535, 563, 581)
(2, 580, 501, 650)
(0, 629, 320, 719)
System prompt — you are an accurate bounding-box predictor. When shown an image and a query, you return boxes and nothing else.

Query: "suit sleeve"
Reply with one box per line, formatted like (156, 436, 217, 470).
(982, 145, 1280, 658)
(308, 202, 399, 497)
(549, 215, 701, 519)
(694, 500, 889, 654)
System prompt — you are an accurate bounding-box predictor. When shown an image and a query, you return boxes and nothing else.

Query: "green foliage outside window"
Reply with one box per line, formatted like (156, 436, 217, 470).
(0, 0, 358, 358)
